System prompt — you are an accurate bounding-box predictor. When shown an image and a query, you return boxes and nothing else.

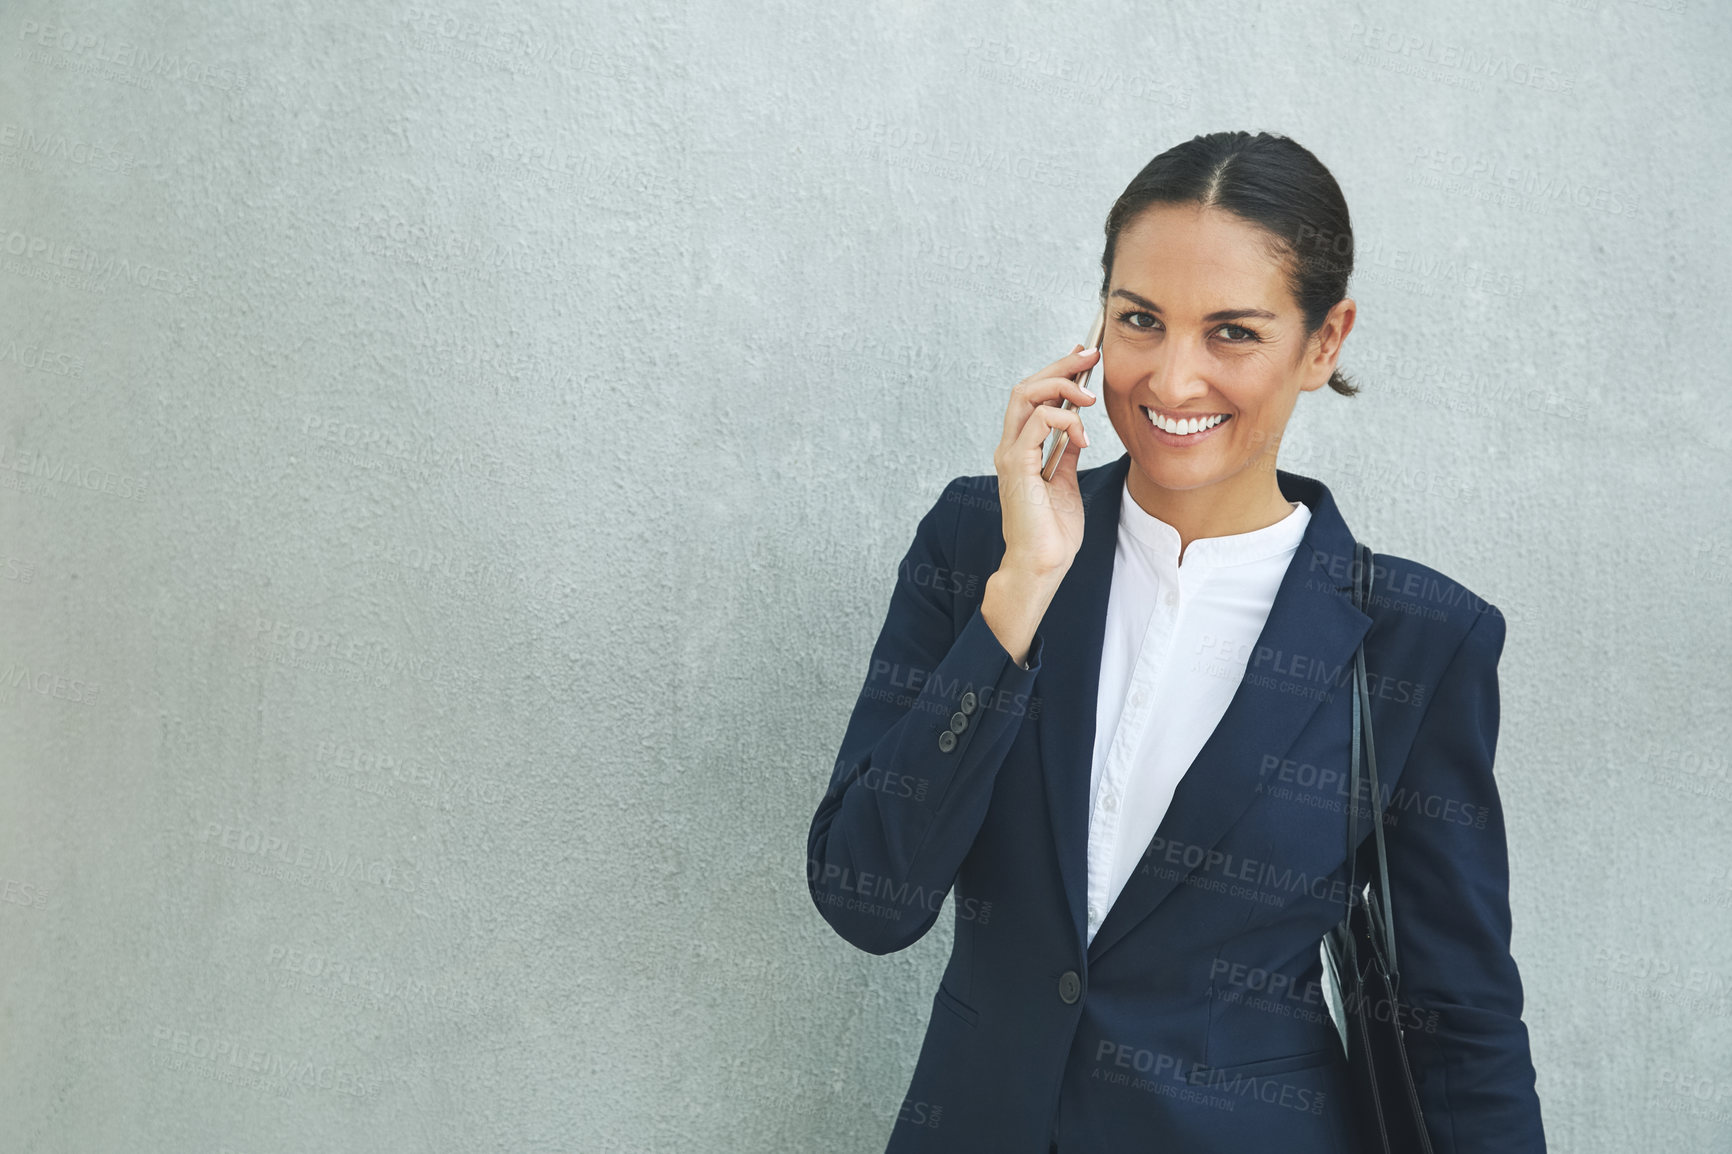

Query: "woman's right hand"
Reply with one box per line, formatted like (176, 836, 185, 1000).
(992, 345, 1100, 581)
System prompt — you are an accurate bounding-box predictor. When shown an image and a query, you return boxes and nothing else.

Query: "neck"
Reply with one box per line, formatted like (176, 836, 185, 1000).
(1125, 458, 1297, 564)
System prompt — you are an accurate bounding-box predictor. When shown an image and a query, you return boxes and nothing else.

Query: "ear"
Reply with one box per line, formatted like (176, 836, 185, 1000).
(1299, 297, 1356, 393)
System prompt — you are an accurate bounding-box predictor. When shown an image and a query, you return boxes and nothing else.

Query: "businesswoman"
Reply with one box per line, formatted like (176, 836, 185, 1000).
(806, 131, 1545, 1153)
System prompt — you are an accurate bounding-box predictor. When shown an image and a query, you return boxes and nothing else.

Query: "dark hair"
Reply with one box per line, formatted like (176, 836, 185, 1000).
(1099, 131, 1358, 396)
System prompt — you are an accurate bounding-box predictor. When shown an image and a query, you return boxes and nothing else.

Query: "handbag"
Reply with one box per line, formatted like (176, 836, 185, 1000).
(1320, 541, 1437, 1153)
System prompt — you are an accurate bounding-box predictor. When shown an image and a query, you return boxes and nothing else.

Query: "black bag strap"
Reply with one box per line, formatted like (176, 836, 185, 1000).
(1345, 541, 1399, 975)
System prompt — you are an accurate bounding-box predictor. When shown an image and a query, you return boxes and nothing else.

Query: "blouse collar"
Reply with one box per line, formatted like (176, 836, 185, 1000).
(1118, 475, 1312, 572)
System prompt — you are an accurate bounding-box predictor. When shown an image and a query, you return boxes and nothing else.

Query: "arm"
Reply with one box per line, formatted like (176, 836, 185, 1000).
(806, 477, 1046, 955)
(1382, 606, 1547, 1153)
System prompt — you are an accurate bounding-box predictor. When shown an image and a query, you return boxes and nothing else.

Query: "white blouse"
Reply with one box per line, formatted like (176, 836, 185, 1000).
(1084, 478, 1312, 945)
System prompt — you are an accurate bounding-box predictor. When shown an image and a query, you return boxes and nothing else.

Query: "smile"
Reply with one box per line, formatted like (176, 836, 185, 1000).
(1142, 406, 1231, 437)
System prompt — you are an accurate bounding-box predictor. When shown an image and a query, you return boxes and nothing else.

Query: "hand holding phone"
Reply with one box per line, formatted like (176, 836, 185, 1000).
(987, 304, 1104, 584)
(1041, 304, 1106, 482)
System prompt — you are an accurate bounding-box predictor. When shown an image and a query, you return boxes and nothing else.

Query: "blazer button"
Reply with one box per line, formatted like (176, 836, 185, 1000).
(959, 691, 978, 716)
(949, 712, 969, 734)
(1058, 971, 1082, 1004)
(938, 730, 957, 753)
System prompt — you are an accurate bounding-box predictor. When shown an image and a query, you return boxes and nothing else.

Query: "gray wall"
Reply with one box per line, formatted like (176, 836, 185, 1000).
(2, 0, 1728, 1150)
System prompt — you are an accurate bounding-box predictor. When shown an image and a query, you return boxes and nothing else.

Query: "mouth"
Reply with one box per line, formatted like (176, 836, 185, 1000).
(1141, 405, 1232, 441)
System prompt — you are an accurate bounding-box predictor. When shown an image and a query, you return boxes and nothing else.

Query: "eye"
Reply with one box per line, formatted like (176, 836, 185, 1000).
(1113, 309, 1263, 343)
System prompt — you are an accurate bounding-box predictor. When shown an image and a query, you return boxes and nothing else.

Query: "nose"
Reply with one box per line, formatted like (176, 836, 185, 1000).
(1144, 335, 1212, 409)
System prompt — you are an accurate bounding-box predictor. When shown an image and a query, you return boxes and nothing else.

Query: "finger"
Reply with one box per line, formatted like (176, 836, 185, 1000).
(1003, 373, 1097, 442)
(1004, 388, 1080, 457)
(1026, 345, 1100, 387)
(1003, 349, 1100, 442)
(1046, 422, 1084, 486)
(1013, 401, 1088, 461)
(1031, 372, 1098, 407)
(1030, 416, 1087, 500)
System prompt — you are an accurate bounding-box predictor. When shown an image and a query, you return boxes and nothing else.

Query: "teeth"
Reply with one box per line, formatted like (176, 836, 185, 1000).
(1144, 408, 1228, 436)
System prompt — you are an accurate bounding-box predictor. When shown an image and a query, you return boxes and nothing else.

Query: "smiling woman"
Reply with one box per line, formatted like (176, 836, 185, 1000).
(1093, 139, 1359, 560)
(807, 131, 1545, 1154)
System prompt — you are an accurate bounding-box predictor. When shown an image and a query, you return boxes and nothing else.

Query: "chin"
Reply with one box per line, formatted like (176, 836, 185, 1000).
(1128, 449, 1226, 493)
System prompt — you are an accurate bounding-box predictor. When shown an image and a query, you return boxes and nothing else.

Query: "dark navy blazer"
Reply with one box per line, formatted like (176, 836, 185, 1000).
(807, 451, 1545, 1153)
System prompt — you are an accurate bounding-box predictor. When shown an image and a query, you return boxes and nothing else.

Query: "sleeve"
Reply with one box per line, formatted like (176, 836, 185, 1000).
(805, 476, 1046, 955)
(1380, 606, 1547, 1153)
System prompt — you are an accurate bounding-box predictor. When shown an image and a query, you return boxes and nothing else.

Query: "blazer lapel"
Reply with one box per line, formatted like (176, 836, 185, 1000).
(1033, 453, 1372, 964)
(1035, 453, 1132, 955)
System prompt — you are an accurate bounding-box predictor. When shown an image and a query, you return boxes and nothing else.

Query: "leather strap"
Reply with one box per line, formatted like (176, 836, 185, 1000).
(1345, 541, 1399, 975)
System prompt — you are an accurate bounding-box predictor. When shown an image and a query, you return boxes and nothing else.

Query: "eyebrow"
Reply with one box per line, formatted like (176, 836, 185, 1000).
(1108, 288, 1278, 323)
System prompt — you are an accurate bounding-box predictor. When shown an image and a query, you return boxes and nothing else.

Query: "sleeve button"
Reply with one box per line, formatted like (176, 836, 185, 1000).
(959, 691, 978, 715)
(938, 730, 957, 753)
(949, 712, 968, 734)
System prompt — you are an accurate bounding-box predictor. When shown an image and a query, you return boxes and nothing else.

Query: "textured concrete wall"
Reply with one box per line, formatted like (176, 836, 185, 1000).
(1, 0, 1728, 1150)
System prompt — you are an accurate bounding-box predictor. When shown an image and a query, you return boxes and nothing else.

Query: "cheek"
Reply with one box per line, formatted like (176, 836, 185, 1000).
(1217, 371, 1287, 418)
(1104, 392, 1136, 436)
(1101, 377, 1134, 418)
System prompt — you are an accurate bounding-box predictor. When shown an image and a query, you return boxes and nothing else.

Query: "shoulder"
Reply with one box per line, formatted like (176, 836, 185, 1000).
(1363, 549, 1508, 673)
(926, 472, 1003, 574)
(932, 471, 1003, 518)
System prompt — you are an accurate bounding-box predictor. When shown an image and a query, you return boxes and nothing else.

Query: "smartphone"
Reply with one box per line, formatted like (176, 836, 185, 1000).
(1039, 302, 1107, 482)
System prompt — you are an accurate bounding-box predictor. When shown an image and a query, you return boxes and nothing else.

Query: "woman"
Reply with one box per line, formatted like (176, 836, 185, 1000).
(806, 132, 1545, 1153)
